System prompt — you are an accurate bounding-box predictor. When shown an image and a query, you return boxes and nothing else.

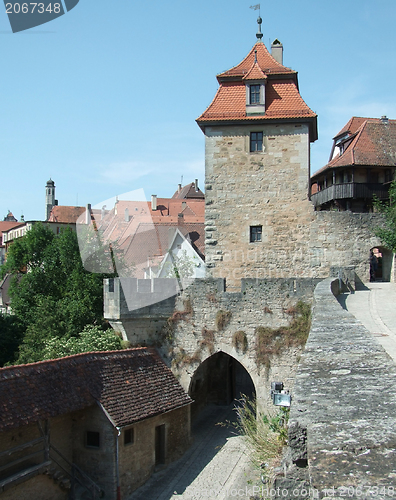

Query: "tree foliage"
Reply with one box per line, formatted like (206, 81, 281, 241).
(0, 223, 119, 365)
(374, 180, 396, 251)
(42, 325, 122, 360)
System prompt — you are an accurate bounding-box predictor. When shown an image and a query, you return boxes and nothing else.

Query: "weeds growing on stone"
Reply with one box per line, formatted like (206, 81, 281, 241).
(215, 310, 232, 331)
(232, 330, 248, 353)
(234, 396, 289, 478)
(255, 301, 311, 368)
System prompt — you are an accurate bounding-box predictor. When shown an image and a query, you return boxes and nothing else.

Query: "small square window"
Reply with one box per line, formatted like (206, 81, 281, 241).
(250, 132, 263, 152)
(250, 84, 261, 104)
(250, 226, 262, 243)
(86, 431, 100, 448)
(124, 428, 134, 446)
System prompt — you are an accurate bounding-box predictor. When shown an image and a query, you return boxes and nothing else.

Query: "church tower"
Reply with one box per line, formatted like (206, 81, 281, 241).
(197, 18, 318, 288)
(45, 178, 55, 220)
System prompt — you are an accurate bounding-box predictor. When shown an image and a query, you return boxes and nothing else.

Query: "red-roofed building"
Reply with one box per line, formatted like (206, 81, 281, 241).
(89, 182, 205, 280)
(0, 349, 192, 499)
(311, 116, 396, 212)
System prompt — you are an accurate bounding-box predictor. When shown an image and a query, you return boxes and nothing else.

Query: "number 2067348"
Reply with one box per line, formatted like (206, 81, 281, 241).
(5, 3, 62, 14)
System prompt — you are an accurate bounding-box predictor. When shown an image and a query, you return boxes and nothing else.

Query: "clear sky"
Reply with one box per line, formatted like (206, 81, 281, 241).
(1, 0, 396, 221)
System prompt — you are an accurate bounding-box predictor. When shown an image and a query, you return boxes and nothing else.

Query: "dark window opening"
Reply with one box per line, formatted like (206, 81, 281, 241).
(250, 132, 263, 152)
(124, 428, 134, 445)
(86, 431, 100, 448)
(155, 425, 166, 465)
(108, 278, 114, 293)
(250, 84, 260, 104)
(250, 226, 262, 242)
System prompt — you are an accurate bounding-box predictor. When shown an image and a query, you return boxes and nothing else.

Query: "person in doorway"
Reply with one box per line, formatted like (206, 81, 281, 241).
(369, 250, 378, 282)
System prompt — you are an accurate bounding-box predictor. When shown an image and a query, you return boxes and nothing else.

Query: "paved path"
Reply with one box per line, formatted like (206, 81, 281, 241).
(127, 405, 258, 500)
(340, 281, 396, 363)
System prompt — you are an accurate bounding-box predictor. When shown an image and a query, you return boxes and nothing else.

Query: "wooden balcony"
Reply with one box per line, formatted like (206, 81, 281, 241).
(310, 182, 389, 207)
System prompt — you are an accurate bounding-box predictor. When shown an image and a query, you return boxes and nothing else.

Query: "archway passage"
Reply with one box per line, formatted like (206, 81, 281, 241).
(370, 246, 393, 282)
(188, 352, 255, 422)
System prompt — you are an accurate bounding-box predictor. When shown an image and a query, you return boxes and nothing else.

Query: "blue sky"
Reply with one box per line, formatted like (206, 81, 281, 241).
(1, 0, 396, 221)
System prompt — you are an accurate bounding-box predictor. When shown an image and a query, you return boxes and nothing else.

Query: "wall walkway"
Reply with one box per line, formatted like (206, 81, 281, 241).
(285, 278, 396, 499)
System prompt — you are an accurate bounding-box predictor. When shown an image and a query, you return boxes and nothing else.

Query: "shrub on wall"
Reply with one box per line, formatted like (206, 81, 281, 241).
(255, 301, 311, 369)
(215, 310, 232, 331)
(232, 330, 248, 353)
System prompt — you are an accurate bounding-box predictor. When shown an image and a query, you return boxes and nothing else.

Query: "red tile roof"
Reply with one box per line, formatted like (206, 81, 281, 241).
(217, 42, 295, 79)
(0, 349, 191, 431)
(242, 61, 268, 81)
(312, 117, 396, 179)
(197, 41, 317, 139)
(171, 182, 205, 199)
(48, 206, 86, 223)
(197, 80, 316, 121)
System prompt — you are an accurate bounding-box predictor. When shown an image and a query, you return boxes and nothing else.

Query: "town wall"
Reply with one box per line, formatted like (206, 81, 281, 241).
(276, 277, 396, 498)
(203, 125, 390, 287)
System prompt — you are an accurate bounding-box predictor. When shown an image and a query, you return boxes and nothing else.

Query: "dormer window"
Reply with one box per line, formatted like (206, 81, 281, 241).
(246, 81, 266, 116)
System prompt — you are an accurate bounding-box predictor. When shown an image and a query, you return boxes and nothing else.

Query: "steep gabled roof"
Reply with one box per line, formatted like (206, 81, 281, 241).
(0, 348, 192, 432)
(172, 182, 205, 199)
(48, 205, 86, 224)
(312, 117, 396, 179)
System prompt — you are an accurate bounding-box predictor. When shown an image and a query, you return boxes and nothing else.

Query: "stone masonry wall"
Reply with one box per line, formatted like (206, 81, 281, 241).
(154, 277, 320, 414)
(203, 124, 390, 288)
(204, 123, 314, 289)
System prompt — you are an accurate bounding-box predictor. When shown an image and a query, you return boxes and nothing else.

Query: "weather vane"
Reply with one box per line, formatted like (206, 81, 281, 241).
(250, 3, 261, 15)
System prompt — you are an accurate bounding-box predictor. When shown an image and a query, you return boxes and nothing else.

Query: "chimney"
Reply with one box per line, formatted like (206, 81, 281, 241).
(271, 39, 283, 65)
(85, 204, 91, 225)
(182, 201, 187, 210)
(124, 208, 129, 222)
(151, 194, 157, 211)
(195, 179, 199, 192)
(178, 184, 182, 194)
(381, 115, 389, 124)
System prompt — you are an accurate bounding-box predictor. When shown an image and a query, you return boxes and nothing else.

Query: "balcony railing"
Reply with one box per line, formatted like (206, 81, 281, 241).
(310, 182, 389, 207)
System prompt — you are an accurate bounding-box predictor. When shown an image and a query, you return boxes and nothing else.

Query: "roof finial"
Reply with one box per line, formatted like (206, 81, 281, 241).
(256, 15, 263, 41)
(250, 4, 262, 41)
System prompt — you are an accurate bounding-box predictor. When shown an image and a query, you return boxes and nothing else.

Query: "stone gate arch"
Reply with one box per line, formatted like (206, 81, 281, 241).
(187, 351, 256, 421)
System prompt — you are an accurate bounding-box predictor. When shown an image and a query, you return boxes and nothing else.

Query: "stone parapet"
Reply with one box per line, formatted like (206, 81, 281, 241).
(285, 277, 396, 499)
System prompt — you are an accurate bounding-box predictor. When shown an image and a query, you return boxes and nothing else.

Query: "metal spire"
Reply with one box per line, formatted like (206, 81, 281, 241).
(256, 15, 263, 41)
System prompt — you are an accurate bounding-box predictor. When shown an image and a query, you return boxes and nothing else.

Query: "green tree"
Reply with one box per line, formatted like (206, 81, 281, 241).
(42, 325, 123, 360)
(0, 313, 24, 366)
(374, 180, 396, 251)
(0, 223, 117, 364)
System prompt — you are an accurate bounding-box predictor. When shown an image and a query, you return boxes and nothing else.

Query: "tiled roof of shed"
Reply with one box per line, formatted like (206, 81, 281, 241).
(0, 349, 191, 432)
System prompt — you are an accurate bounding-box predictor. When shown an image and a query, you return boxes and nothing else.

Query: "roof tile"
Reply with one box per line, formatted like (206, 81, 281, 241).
(0, 349, 192, 431)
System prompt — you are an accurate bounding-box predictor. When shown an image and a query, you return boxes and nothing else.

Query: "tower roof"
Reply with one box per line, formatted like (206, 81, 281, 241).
(197, 41, 317, 141)
(217, 41, 295, 81)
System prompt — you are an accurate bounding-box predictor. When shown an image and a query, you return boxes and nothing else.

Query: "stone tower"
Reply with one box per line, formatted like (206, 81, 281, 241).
(45, 178, 55, 220)
(196, 20, 318, 288)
